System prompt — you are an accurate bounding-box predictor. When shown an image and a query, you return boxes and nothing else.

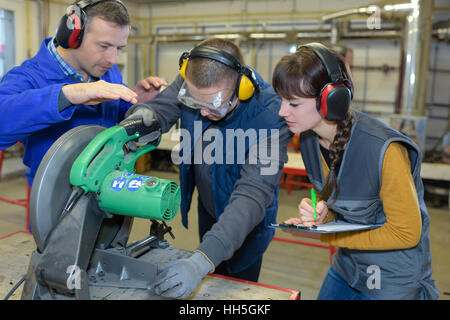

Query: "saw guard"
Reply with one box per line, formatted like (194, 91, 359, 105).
(30, 125, 105, 252)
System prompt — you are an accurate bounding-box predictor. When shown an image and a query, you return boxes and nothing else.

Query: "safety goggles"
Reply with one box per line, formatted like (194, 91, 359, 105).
(177, 80, 236, 118)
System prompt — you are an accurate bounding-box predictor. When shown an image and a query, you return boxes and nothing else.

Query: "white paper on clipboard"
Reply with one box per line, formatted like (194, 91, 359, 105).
(271, 221, 383, 234)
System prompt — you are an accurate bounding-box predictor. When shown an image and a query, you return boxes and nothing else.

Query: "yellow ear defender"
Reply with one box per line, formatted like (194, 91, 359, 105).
(178, 46, 259, 101)
(179, 56, 189, 80)
(237, 73, 256, 101)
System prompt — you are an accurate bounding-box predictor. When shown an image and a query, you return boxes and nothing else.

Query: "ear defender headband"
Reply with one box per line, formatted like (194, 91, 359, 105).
(55, 0, 127, 49)
(299, 42, 352, 122)
(179, 45, 259, 101)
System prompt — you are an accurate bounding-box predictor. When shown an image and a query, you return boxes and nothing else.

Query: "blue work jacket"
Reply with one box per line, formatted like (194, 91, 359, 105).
(0, 38, 130, 185)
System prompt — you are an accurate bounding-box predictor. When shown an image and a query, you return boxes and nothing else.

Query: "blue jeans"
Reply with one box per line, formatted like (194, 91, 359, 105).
(317, 266, 377, 300)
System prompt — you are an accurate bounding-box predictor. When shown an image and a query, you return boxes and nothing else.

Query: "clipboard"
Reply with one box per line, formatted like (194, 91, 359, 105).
(270, 221, 383, 234)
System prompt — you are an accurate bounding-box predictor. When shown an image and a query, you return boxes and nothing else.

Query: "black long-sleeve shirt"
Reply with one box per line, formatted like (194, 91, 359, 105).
(131, 75, 292, 267)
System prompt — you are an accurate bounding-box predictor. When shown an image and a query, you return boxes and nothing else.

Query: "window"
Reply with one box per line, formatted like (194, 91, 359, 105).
(0, 9, 15, 80)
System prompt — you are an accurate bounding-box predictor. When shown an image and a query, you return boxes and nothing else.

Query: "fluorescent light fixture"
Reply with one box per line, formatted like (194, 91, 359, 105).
(384, 3, 415, 12)
(289, 44, 297, 54)
(250, 33, 285, 39)
(213, 34, 241, 39)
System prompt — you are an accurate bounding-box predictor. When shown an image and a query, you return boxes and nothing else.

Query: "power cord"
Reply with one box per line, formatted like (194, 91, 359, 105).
(3, 275, 26, 300)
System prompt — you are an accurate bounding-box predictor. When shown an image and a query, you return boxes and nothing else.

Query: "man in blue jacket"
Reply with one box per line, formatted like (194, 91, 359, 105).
(123, 38, 292, 299)
(0, 0, 166, 186)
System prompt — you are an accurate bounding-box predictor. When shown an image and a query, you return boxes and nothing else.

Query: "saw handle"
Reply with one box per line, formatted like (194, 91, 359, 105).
(70, 124, 160, 193)
(122, 118, 161, 138)
(122, 119, 149, 136)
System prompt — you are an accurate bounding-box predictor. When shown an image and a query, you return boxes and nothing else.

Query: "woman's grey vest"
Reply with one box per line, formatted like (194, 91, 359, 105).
(300, 110, 439, 299)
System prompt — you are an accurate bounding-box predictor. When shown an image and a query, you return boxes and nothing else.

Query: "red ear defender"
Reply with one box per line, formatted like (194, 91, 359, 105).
(300, 42, 352, 122)
(55, 0, 128, 49)
(318, 83, 333, 119)
(67, 14, 82, 49)
(318, 82, 351, 122)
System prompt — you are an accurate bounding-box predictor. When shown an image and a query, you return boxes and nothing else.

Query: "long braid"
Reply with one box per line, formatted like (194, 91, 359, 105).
(321, 111, 353, 204)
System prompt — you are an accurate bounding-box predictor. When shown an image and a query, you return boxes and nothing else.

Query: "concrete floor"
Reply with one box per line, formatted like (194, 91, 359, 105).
(0, 167, 449, 300)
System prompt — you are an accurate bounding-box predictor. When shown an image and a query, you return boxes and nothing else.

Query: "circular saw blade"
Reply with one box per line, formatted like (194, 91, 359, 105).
(30, 125, 105, 252)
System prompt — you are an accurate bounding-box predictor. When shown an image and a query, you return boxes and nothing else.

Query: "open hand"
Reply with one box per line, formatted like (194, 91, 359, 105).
(61, 80, 138, 105)
(133, 76, 168, 103)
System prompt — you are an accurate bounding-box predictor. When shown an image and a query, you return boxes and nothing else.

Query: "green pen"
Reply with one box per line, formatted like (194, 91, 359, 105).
(311, 188, 317, 220)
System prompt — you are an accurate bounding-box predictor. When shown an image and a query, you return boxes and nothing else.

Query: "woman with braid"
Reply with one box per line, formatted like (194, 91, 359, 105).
(272, 43, 438, 300)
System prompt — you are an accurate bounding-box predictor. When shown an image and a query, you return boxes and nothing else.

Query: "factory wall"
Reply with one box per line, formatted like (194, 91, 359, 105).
(0, 0, 448, 150)
(132, 0, 450, 151)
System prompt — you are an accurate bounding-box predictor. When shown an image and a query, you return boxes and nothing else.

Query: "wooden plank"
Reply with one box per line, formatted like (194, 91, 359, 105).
(158, 125, 180, 151)
(285, 152, 305, 170)
(421, 162, 450, 181)
(0, 231, 35, 300)
(90, 274, 298, 300)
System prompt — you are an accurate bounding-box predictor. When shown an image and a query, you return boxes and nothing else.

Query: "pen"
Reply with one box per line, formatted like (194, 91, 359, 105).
(311, 188, 317, 220)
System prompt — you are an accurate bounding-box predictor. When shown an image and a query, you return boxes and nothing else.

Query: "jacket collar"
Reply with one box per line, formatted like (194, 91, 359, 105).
(36, 38, 71, 81)
(36, 37, 105, 82)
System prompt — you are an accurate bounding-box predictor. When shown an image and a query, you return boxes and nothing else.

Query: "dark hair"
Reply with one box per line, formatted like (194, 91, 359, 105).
(272, 46, 354, 203)
(186, 38, 245, 88)
(73, 0, 130, 29)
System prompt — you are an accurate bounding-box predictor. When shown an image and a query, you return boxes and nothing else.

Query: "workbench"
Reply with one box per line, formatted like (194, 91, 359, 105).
(421, 162, 450, 209)
(0, 231, 299, 300)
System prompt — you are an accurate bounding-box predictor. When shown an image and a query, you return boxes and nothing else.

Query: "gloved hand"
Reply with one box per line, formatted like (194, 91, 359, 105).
(120, 103, 161, 144)
(122, 103, 157, 126)
(153, 251, 214, 299)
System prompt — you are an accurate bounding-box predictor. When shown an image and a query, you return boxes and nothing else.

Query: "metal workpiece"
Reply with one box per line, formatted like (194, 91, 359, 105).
(21, 236, 191, 299)
(87, 247, 158, 290)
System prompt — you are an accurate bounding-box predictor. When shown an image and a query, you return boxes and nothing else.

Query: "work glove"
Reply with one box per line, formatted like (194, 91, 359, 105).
(153, 251, 214, 299)
(120, 103, 161, 144)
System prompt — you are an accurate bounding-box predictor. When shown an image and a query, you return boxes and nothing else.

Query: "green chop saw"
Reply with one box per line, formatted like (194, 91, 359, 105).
(21, 120, 186, 300)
